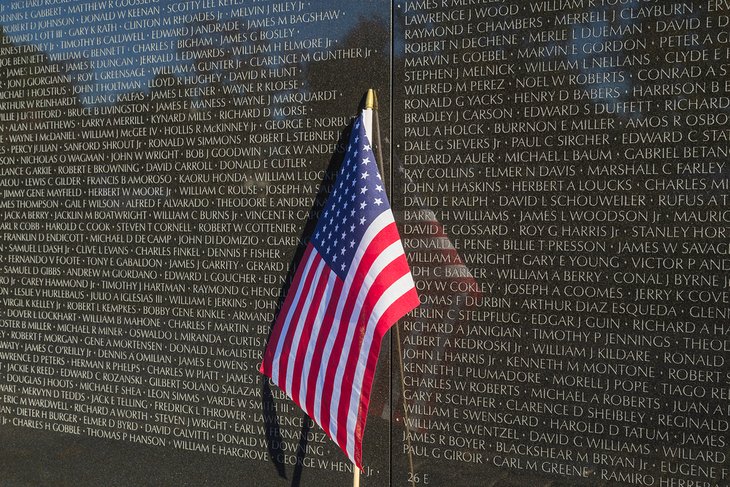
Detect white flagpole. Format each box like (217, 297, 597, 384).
(358, 89, 416, 487)
(363, 90, 375, 143)
(351, 88, 376, 487)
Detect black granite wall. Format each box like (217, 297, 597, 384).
(1, 1, 729, 486)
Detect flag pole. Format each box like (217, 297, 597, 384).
(365, 89, 417, 487)
(350, 88, 378, 487)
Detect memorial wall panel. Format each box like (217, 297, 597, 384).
(393, 0, 730, 486)
(1, 0, 729, 486)
(0, 1, 391, 485)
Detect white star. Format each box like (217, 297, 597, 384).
(355, 121, 360, 129)
(328, 231, 333, 239)
(363, 144, 371, 152)
(360, 217, 366, 225)
(326, 246, 331, 254)
(341, 232, 346, 239)
(374, 198, 383, 206)
(350, 224, 355, 231)
(355, 135, 359, 143)
(350, 210, 355, 217)
(360, 201, 367, 209)
(361, 157, 370, 165)
(333, 255, 338, 262)
(360, 187, 368, 194)
(334, 224, 339, 232)
(350, 240, 356, 248)
(341, 263, 346, 271)
(351, 193, 356, 201)
(361, 172, 369, 179)
(375, 184, 383, 192)
(341, 248, 346, 255)
(376, 173, 381, 180)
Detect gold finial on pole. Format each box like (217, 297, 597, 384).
(365, 89, 377, 110)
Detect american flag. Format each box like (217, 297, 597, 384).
(260, 111, 419, 468)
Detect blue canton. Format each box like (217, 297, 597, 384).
(311, 116, 389, 280)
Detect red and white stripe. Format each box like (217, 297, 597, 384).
(260, 210, 419, 468)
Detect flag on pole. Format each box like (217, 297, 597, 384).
(260, 105, 419, 468)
